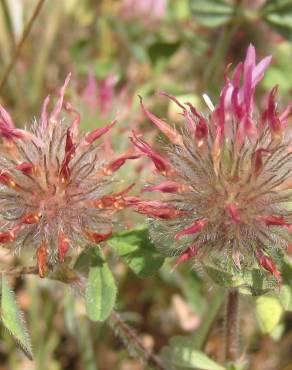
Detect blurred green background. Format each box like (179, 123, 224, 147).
(0, 0, 292, 369)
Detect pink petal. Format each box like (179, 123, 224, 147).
(139, 96, 183, 145)
(172, 245, 198, 271)
(226, 203, 241, 223)
(103, 154, 141, 175)
(142, 180, 185, 193)
(175, 219, 208, 240)
(252, 56, 272, 87)
(49, 73, 71, 124)
(84, 120, 116, 145)
(256, 249, 281, 281)
(130, 131, 172, 174)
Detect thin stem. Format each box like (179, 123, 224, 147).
(110, 310, 166, 370)
(0, 0, 46, 94)
(1, 265, 38, 276)
(203, 0, 243, 91)
(1, 263, 166, 369)
(225, 288, 240, 363)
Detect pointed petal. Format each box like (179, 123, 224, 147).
(142, 180, 186, 193)
(256, 249, 281, 281)
(58, 232, 70, 263)
(85, 230, 112, 243)
(139, 96, 183, 145)
(103, 154, 141, 175)
(252, 56, 272, 87)
(226, 203, 240, 223)
(159, 91, 186, 110)
(37, 243, 47, 278)
(84, 119, 116, 145)
(130, 131, 172, 174)
(49, 73, 71, 123)
(175, 219, 208, 240)
(172, 245, 198, 271)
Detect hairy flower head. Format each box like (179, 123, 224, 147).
(131, 45, 292, 282)
(0, 74, 137, 277)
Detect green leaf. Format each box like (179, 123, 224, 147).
(255, 295, 283, 334)
(161, 336, 226, 370)
(108, 225, 164, 278)
(189, 0, 234, 28)
(148, 41, 181, 66)
(1, 275, 33, 359)
(279, 284, 292, 311)
(204, 263, 278, 295)
(261, 0, 292, 39)
(85, 249, 117, 322)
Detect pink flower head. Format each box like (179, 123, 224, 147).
(132, 45, 292, 282)
(0, 75, 137, 277)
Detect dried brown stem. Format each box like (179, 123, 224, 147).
(0, 0, 46, 93)
(225, 288, 240, 363)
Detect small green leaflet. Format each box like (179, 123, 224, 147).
(85, 249, 117, 322)
(256, 295, 283, 334)
(261, 0, 292, 39)
(1, 275, 33, 359)
(189, 0, 234, 28)
(108, 225, 164, 278)
(161, 336, 226, 370)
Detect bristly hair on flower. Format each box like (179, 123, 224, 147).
(0, 74, 138, 277)
(130, 44, 292, 282)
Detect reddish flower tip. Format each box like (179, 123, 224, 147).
(175, 219, 208, 240)
(139, 95, 183, 145)
(256, 249, 281, 281)
(171, 245, 198, 271)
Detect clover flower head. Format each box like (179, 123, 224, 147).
(131, 45, 292, 281)
(0, 74, 137, 277)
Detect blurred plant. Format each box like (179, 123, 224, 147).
(120, 0, 168, 28)
(131, 45, 292, 366)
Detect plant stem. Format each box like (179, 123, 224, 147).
(110, 310, 166, 370)
(0, 0, 46, 94)
(225, 288, 239, 363)
(2, 265, 38, 276)
(1, 264, 165, 369)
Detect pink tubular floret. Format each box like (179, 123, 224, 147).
(130, 131, 172, 174)
(175, 219, 208, 240)
(255, 249, 281, 281)
(139, 95, 183, 145)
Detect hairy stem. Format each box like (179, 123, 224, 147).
(110, 310, 166, 370)
(0, 0, 46, 93)
(1, 264, 166, 369)
(225, 288, 240, 363)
